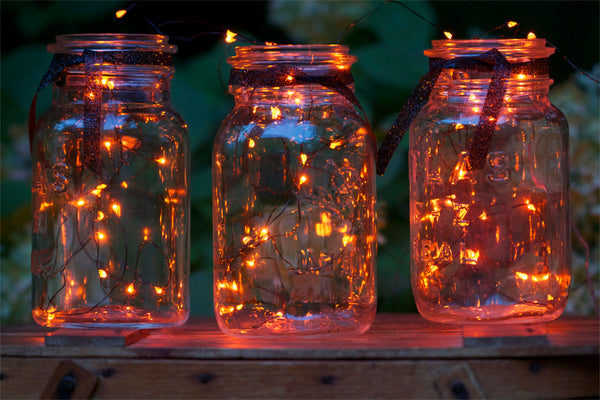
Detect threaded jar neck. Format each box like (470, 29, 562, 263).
(47, 33, 178, 54)
(228, 44, 356, 71)
(424, 39, 554, 63)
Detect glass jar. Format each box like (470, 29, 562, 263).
(213, 45, 377, 337)
(410, 39, 570, 323)
(30, 34, 190, 328)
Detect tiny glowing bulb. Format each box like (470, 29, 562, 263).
(104, 141, 112, 151)
(76, 199, 86, 207)
(248, 138, 255, 148)
(507, 21, 518, 28)
(97, 211, 105, 221)
(527, 32, 536, 39)
(444, 31, 453, 40)
(299, 175, 308, 184)
(285, 75, 294, 82)
(154, 286, 163, 295)
(98, 269, 108, 279)
(260, 228, 268, 237)
(329, 139, 344, 149)
(115, 9, 127, 18)
(111, 203, 121, 217)
(516, 272, 529, 281)
(300, 153, 308, 165)
(121, 181, 128, 189)
(225, 30, 238, 43)
(126, 283, 135, 294)
(455, 123, 464, 130)
(247, 260, 255, 267)
(157, 157, 167, 165)
(271, 106, 281, 119)
(97, 232, 106, 240)
(106, 80, 115, 90)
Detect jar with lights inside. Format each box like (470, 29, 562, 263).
(409, 38, 570, 323)
(213, 44, 377, 337)
(30, 34, 190, 328)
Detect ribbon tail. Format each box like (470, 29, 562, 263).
(467, 48, 512, 170)
(83, 50, 104, 177)
(376, 68, 442, 175)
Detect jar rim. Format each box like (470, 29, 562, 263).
(425, 38, 554, 62)
(228, 44, 357, 68)
(47, 33, 178, 54)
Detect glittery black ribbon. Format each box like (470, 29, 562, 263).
(375, 48, 549, 175)
(229, 65, 371, 131)
(28, 50, 172, 175)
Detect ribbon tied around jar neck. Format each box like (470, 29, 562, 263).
(28, 50, 173, 176)
(376, 48, 550, 175)
(229, 64, 371, 132)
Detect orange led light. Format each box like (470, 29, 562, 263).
(154, 286, 163, 295)
(115, 9, 127, 18)
(126, 283, 135, 294)
(527, 32, 536, 39)
(271, 106, 281, 120)
(444, 31, 453, 40)
(225, 30, 237, 43)
(97, 232, 106, 240)
(507, 21, 518, 28)
(111, 203, 121, 217)
(299, 175, 308, 184)
(300, 153, 308, 165)
(157, 157, 167, 165)
(98, 269, 108, 279)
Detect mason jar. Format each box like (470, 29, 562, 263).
(30, 34, 190, 328)
(410, 39, 570, 323)
(213, 45, 377, 337)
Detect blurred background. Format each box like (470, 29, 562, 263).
(2, 0, 598, 324)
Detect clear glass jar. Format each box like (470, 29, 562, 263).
(410, 39, 570, 323)
(30, 34, 190, 328)
(213, 45, 377, 337)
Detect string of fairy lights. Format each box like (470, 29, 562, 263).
(29, 1, 598, 326)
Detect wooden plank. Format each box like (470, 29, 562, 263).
(1, 314, 598, 360)
(45, 328, 151, 347)
(463, 323, 549, 347)
(1, 356, 598, 399)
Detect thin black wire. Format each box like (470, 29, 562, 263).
(336, 0, 446, 44)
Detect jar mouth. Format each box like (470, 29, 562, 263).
(425, 39, 554, 62)
(47, 33, 178, 54)
(228, 44, 357, 69)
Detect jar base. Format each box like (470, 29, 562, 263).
(216, 307, 376, 338)
(416, 302, 566, 324)
(33, 305, 189, 329)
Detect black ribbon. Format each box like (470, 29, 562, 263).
(375, 48, 549, 175)
(229, 65, 371, 132)
(28, 50, 172, 175)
